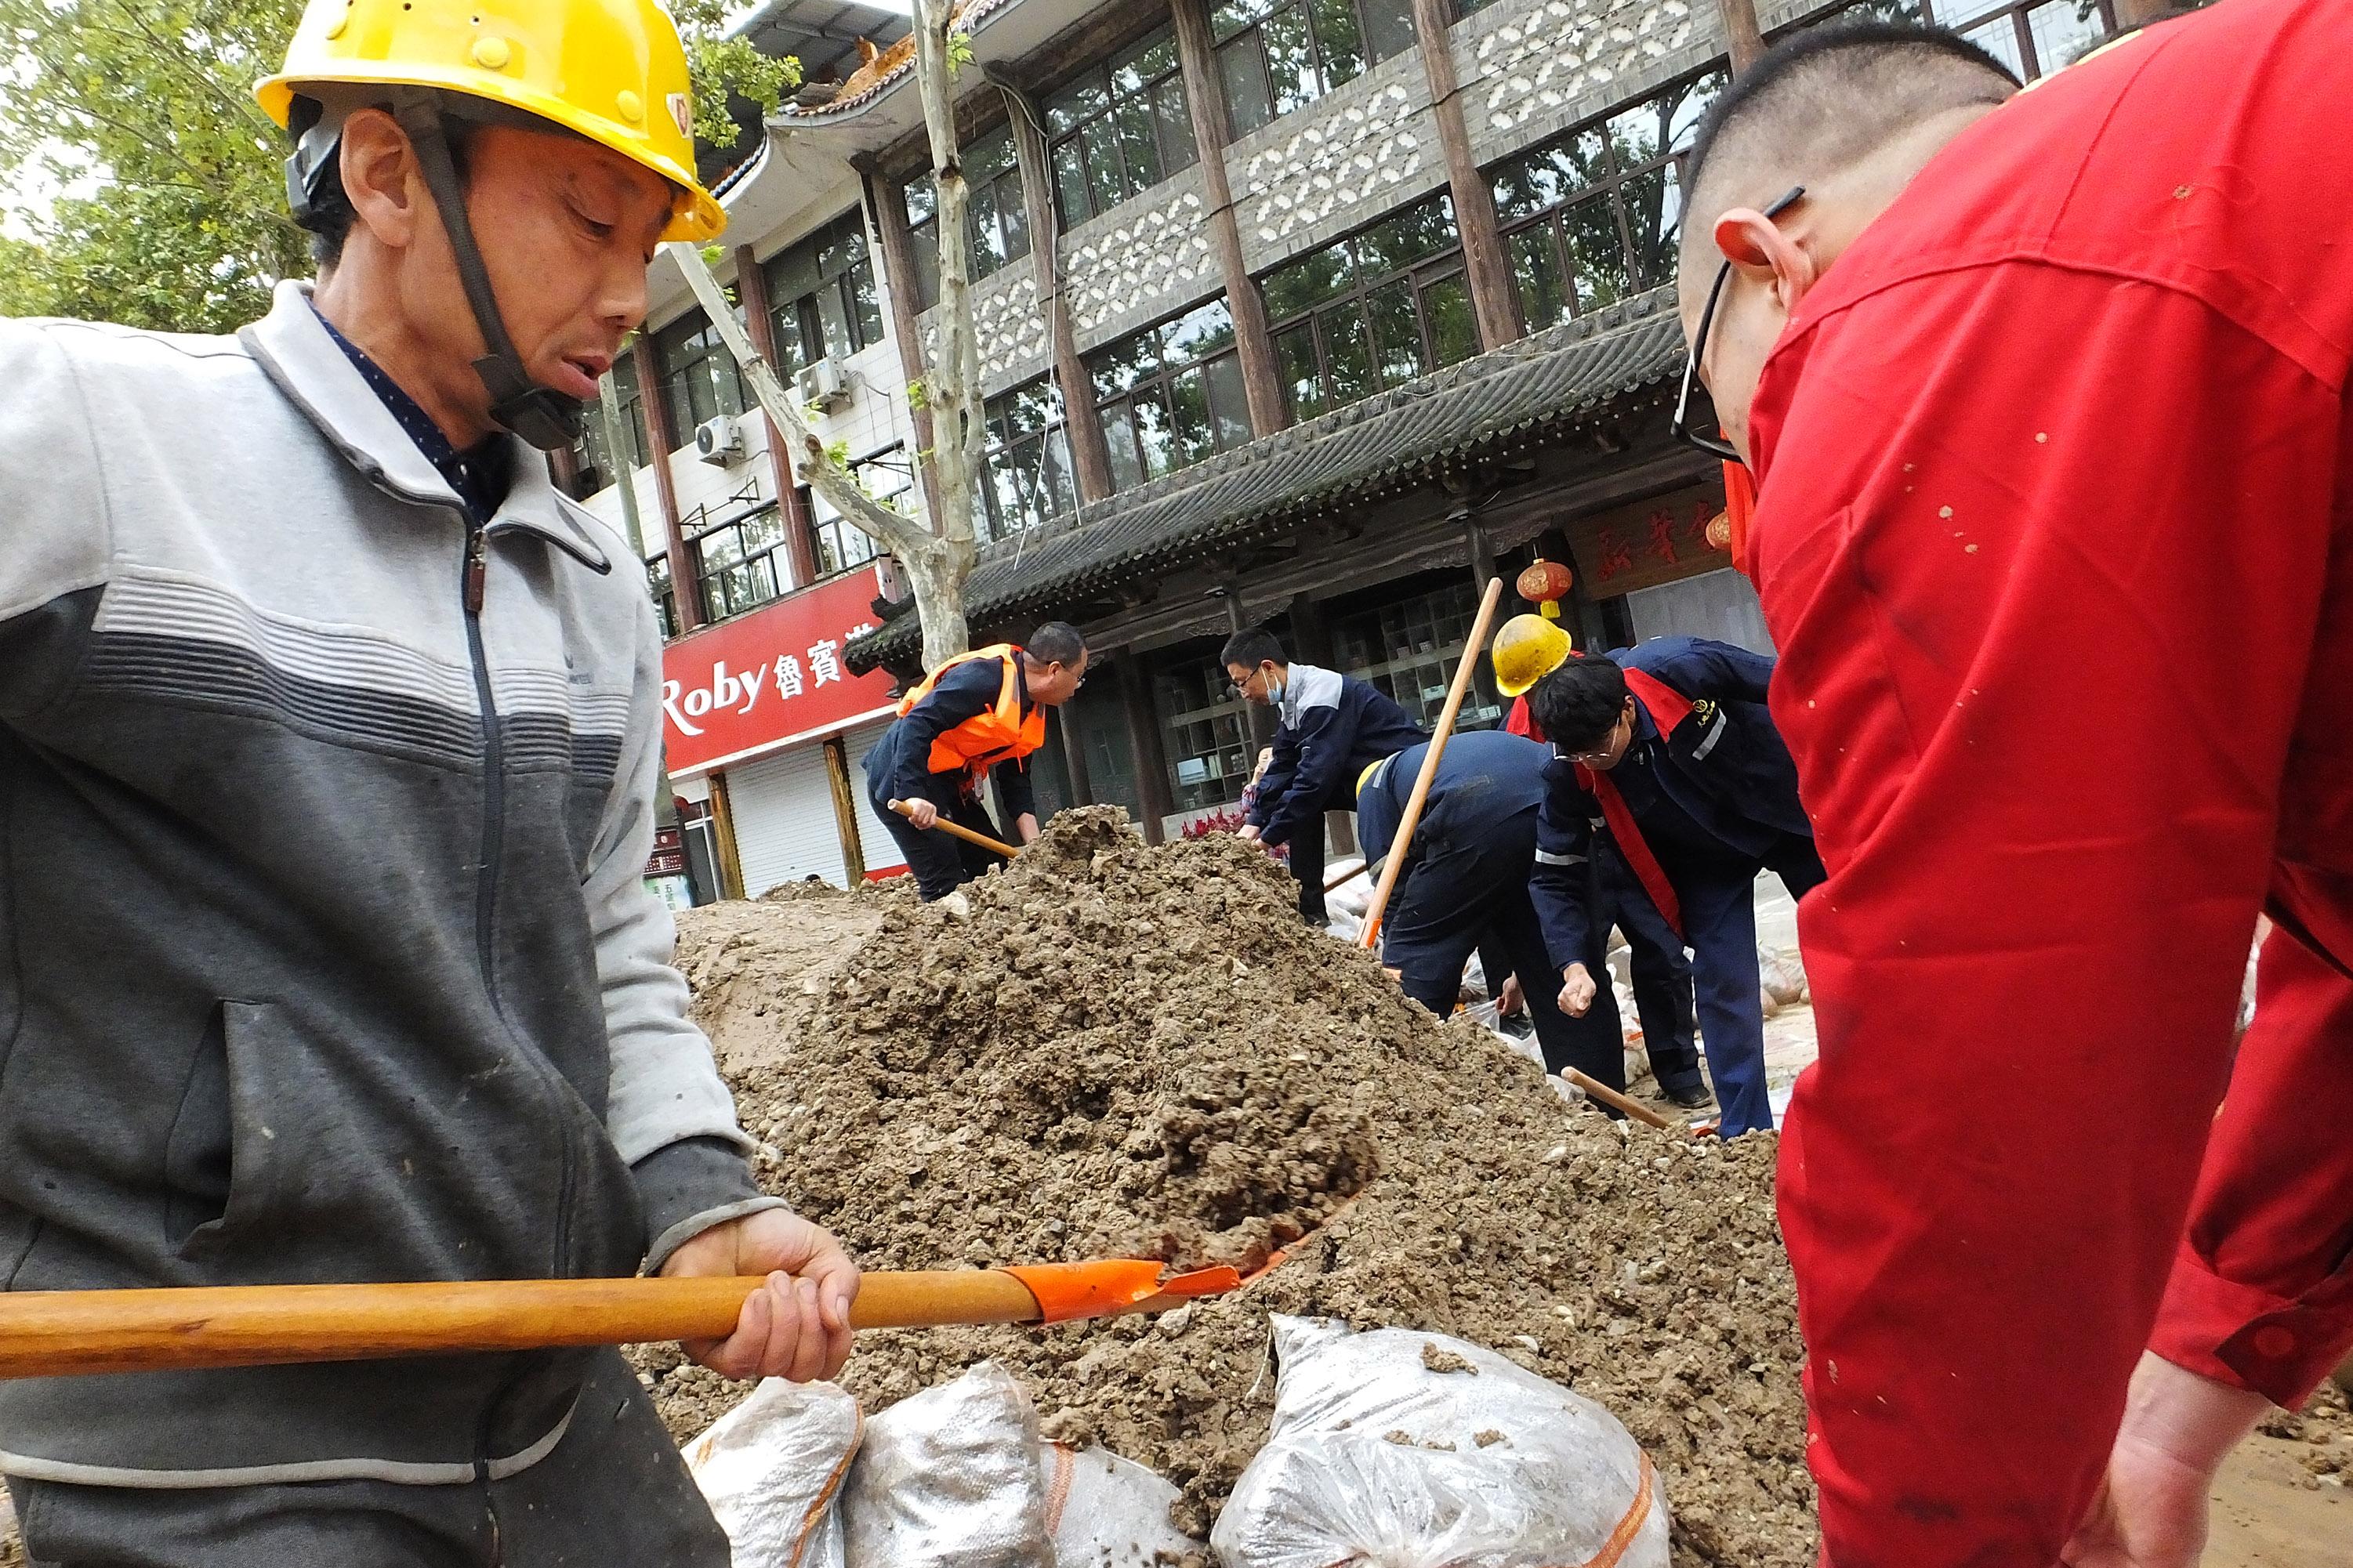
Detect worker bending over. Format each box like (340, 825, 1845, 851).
(1496, 614, 1710, 1110)
(1674, 9, 2353, 1561)
(1526, 639, 1821, 1138)
(1224, 628, 1423, 925)
(0, 0, 854, 1559)
(1355, 730, 1629, 1092)
(864, 624, 1089, 900)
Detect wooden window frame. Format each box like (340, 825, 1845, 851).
(980, 376, 1078, 541)
(797, 445, 914, 582)
(1209, 0, 1419, 138)
(1260, 194, 1474, 423)
(1087, 297, 1253, 492)
(761, 210, 886, 377)
(901, 126, 1030, 309)
(1487, 69, 1726, 337)
(1043, 26, 1199, 228)
(653, 310, 751, 444)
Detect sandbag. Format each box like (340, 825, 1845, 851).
(686, 1378, 862, 1568)
(839, 1361, 1053, 1568)
(1213, 1317, 1670, 1568)
(1039, 1442, 1208, 1566)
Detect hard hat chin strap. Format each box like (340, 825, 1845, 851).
(393, 100, 584, 452)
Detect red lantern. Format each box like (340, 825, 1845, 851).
(1705, 512, 1733, 552)
(1516, 557, 1574, 605)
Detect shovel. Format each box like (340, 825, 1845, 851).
(0, 1260, 1241, 1381)
(888, 798, 1019, 859)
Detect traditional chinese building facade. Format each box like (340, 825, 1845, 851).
(567, 0, 2121, 888)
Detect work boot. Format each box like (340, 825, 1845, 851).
(1663, 1080, 1715, 1111)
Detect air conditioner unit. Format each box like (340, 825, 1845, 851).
(795, 356, 851, 413)
(694, 414, 745, 466)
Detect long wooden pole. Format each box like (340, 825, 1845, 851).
(1358, 577, 1506, 949)
(888, 798, 1019, 858)
(0, 1263, 1231, 1382)
(1559, 1066, 1677, 1131)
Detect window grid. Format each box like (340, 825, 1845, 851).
(981, 376, 1078, 542)
(1260, 194, 1475, 423)
(645, 552, 680, 639)
(1211, 0, 1419, 137)
(1488, 69, 1724, 338)
(684, 483, 794, 625)
(653, 310, 751, 444)
(903, 128, 1029, 309)
(575, 351, 651, 494)
(1088, 297, 1253, 493)
(799, 445, 915, 581)
(762, 210, 886, 378)
(1046, 28, 1198, 229)
(1812, 0, 2117, 78)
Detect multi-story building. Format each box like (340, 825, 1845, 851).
(571, 0, 2122, 899)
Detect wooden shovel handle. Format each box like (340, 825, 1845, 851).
(888, 798, 1019, 858)
(0, 1269, 1050, 1382)
(1559, 1066, 1677, 1131)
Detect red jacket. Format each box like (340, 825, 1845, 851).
(1743, 3, 2353, 1563)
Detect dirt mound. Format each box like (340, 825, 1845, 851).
(647, 807, 1815, 1566)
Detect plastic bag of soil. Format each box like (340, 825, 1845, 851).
(686, 1378, 862, 1568)
(1212, 1317, 1670, 1568)
(840, 1361, 1050, 1568)
(1039, 1441, 1209, 1566)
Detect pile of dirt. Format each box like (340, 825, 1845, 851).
(2260, 1376, 2353, 1487)
(644, 807, 1815, 1566)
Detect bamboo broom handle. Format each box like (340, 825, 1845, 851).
(889, 798, 1020, 858)
(0, 1269, 1052, 1382)
(1358, 577, 1507, 949)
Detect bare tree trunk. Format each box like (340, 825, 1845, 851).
(1716, 0, 1765, 74)
(664, 0, 988, 672)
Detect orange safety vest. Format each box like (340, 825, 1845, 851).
(896, 644, 1047, 781)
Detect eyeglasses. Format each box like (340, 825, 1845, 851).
(1673, 185, 1806, 464)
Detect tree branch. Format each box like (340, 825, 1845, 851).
(665, 243, 940, 564)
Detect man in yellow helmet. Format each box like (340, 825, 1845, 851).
(1494, 615, 1713, 1112)
(0, 2, 854, 1559)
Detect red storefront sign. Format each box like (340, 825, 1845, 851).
(660, 564, 900, 776)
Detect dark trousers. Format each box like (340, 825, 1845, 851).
(1666, 833, 1826, 1137)
(1595, 853, 1703, 1096)
(1381, 813, 1630, 1095)
(5, 1352, 727, 1568)
(872, 773, 1009, 900)
(1284, 809, 1331, 925)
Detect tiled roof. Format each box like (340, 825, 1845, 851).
(846, 290, 1686, 672)
(779, 0, 1010, 122)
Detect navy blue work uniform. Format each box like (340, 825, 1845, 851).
(1356, 731, 1632, 1092)
(1247, 663, 1424, 923)
(861, 655, 1039, 900)
(1593, 838, 1706, 1101)
(1529, 638, 1823, 1136)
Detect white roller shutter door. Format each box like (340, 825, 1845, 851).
(724, 744, 848, 894)
(845, 717, 908, 878)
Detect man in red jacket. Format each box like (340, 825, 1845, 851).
(1675, 7, 2353, 1565)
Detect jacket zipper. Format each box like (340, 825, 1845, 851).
(459, 520, 577, 1284)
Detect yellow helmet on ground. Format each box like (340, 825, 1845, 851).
(1492, 613, 1572, 697)
(256, 0, 723, 243)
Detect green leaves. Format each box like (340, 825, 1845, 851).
(0, 0, 800, 331)
(0, 0, 313, 331)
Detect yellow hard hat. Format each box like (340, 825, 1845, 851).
(1492, 613, 1572, 697)
(1356, 758, 1386, 801)
(256, 0, 723, 243)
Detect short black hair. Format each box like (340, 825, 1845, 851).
(1681, 22, 2016, 278)
(1027, 621, 1087, 666)
(1527, 655, 1631, 753)
(295, 99, 477, 273)
(1219, 628, 1286, 670)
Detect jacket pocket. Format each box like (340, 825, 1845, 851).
(172, 1000, 329, 1265)
(161, 1005, 234, 1248)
